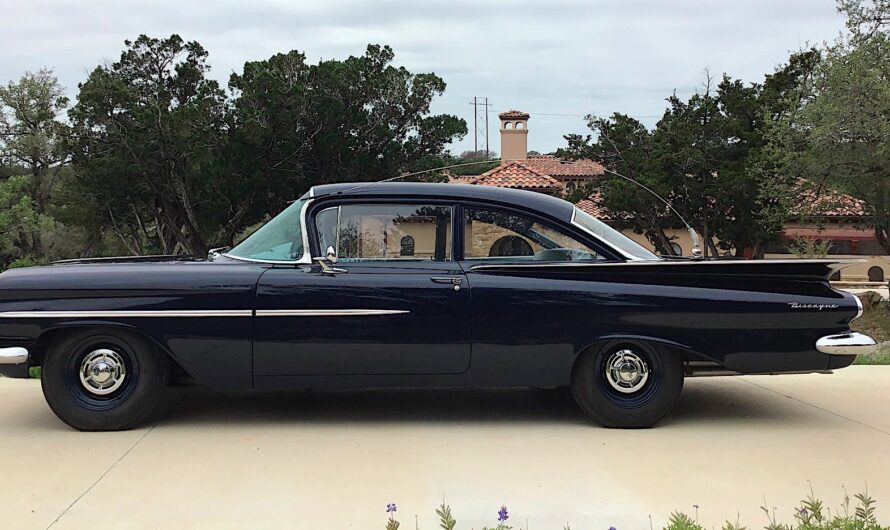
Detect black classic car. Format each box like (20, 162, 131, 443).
(0, 183, 877, 430)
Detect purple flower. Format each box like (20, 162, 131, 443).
(693, 505, 699, 510)
(386, 503, 397, 513)
(798, 508, 808, 515)
(498, 506, 509, 522)
(608, 527, 617, 530)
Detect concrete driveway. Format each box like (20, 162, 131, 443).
(2, 367, 888, 530)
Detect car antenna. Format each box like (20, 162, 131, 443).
(310, 157, 704, 258)
(313, 158, 508, 198)
(599, 167, 704, 259)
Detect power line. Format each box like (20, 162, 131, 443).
(486, 109, 663, 119)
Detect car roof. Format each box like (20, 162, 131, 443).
(302, 182, 577, 222)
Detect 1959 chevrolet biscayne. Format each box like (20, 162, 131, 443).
(0, 183, 877, 430)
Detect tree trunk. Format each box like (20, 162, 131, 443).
(875, 225, 890, 254)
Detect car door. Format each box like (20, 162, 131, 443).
(253, 201, 471, 377)
(458, 204, 614, 385)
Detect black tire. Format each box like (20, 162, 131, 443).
(41, 329, 170, 431)
(570, 340, 684, 428)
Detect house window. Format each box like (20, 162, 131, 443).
(315, 204, 452, 262)
(489, 235, 533, 257)
(400, 235, 415, 256)
(463, 207, 601, 262)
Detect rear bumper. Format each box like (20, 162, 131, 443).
(815, 332, 877, 356)
(0, 347, 30, 378)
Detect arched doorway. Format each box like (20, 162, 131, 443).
(489, 235, 533, 257)
(400, 235, 415, 257)
(868, 266, 885, 282)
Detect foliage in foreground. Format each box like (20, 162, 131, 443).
(380, 489, 886, 530)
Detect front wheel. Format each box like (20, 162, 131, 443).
(41, 329, 170, 431)
(571, 341, 684, 428)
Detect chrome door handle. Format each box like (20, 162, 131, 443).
(430, 276, 463, 285)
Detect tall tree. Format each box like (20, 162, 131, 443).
(558, 114, 676, 254)
(69, 35, 236, 256)
(0, 69, 70, 254)
(227, 44, 466, 218)
(781, 0, 890, 252)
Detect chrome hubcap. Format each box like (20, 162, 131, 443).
(605, 349, 649, 394)
(79, 349, 127, 396)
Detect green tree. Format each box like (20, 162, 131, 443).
(227, 45, 466, 219)
(782, 0, 890, 252)
(0, 69, 70, 255)
(69, 35, 231, 256)
(557, 113, 677, 254)
(0, 175, 39, 269)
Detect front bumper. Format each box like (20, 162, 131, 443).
(816, 332, 877, 356)
(0, 347, 30, 378)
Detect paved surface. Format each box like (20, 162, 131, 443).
(1, 367, 888, 530)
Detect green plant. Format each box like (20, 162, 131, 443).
(665, 511, 705, 530)
(436, 501, 457, 530)
(788, 236, 832, 259)
(385, 503, 399, 530)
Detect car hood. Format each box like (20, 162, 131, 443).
(0, 259, 270, 295)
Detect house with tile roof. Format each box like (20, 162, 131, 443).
(453, 109, 888, 282)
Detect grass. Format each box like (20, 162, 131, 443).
(382, 487, 890, 529)
(850, 298, 890, 365)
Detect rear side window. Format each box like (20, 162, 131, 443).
(316, 204, 452, 262)
(464, 207, 602, 262)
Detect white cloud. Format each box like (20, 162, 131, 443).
(0, 0, 845, 153)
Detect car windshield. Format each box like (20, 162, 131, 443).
(572, 207, 659, 261)
(227, 200, 305, 261)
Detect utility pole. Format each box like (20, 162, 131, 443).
(470, 97, 492, 160)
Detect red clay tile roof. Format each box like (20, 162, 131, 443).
(470, 161, 562, 191)
(448, 174, 477, 184)
(522, 155, 605, 180)
(498, 109, 530, 120)
(790, 179, 868, 217)
(575, 190, 611, 219)
(573, 178, 870, 223)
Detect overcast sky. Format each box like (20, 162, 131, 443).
(2, 0, 846, 154)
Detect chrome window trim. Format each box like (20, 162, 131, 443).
(255, 309, 409, 317)
(0, 310, 253, 318)
(222, 199, 314, 265)
(320, 203, 454, 263)
(570, 207, 646, 262)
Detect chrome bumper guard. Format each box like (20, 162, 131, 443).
(0, 347, 29, 365)
(815, 332, 877, 356)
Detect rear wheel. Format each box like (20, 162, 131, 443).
(571, 341, 683, 428)
(41, 329, 169, 431)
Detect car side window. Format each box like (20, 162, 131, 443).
(315, 204, 452, 262)
(463, 207, 602, 262)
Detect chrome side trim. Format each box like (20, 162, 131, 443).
(854, 294, 864, 319)
(255, 309, 409, 317)
(815, 332, 877, 356)
(0, 347, 29, 365)
(468, 258, 865, 271)
(0, 310, 252, 319)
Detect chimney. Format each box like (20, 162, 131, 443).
(499, 110, 529, 162)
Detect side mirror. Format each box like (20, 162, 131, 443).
(326, 245, 337, 263)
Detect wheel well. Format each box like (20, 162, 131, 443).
(31, 325, 189, 379)
(572, 338, 694, 377)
